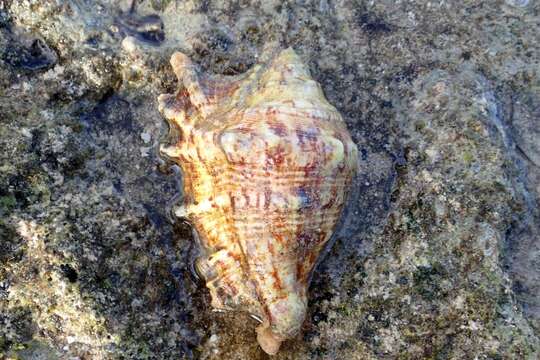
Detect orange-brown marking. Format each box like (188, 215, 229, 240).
(269, 121, 288, 137)
(271, 231, 286, 245)
(229, 192, 236, 212)
(195, 146, 203, 162)
(224, 282, 239, 297)
(242, 188, 250, 207)
(264, 189, 271, 210)
(267, 241, 276, 256)
(228, 251, 242, 263)
(271, 267, 283, 291)
(296, 262, 304, 282)
(266, 144, 287, 167)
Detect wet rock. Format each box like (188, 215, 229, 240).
(3, 36, 57, 72)
(113, 7, 165, 46)
(0, 0, 539, 359)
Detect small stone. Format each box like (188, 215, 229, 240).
(122, 36, 140, 57)
(141, 131, 151, 144)
(209, 334, 219, 343)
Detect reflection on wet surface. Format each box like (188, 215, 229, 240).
(112, 1, 164, 46)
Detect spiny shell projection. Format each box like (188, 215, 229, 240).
(158, 48, 358, 355)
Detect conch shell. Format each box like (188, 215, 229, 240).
(158, 48, 358, 354)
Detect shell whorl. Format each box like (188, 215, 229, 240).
(158, 48, 358, 355)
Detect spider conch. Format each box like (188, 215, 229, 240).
(158, 48, 358, 355)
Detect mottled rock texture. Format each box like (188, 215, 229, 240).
(0, 0, 538, 359)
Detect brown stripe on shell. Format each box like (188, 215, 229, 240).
(271, 267, 283, 292)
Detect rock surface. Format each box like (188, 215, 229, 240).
(0, 0, 538, 359)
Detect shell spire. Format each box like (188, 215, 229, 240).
(158, 47, 358, 355)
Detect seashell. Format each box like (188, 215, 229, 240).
(158, 48, 358, 355)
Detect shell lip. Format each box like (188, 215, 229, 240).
(256, 324, 285, 356)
